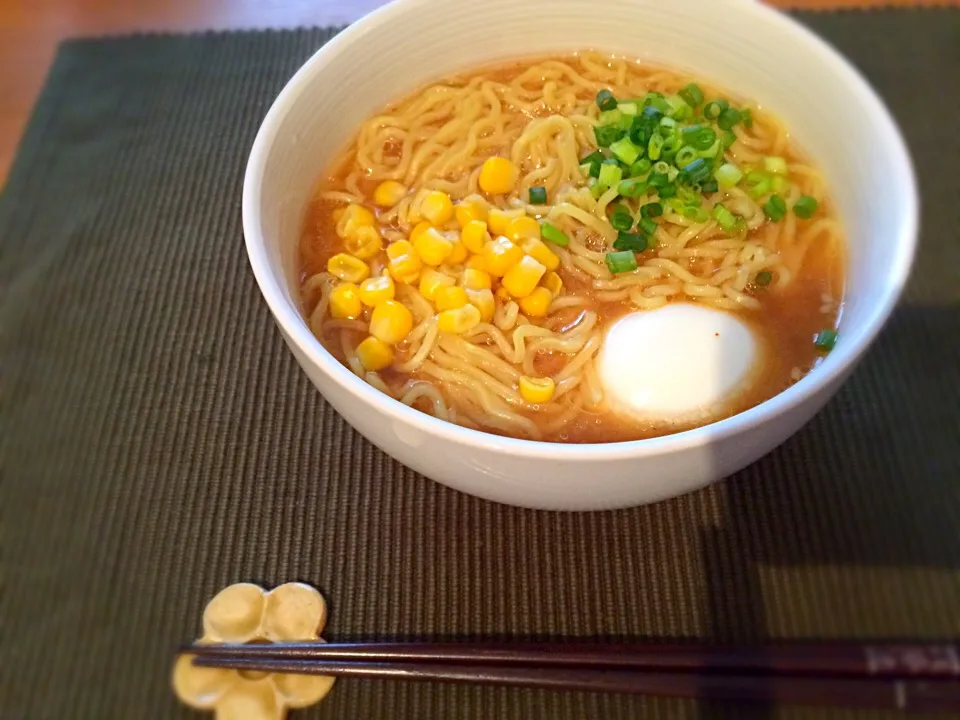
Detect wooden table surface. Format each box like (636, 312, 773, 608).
(0, 0, 950, 185)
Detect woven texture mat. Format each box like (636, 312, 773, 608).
(2, 10, 959, 720)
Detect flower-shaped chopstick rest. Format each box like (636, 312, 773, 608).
(173, 582, 335, 719)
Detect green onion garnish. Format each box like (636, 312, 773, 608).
(700, 179, 719, 194)
(665, 95, 692, 120)
(679, 157, 711, 185)
(763, 156, 788, 175)
(678, 83, 704, 108)
(681, 125, 717, 151)
(596, 89, 618, 112)
(715, 163, 742, 189)
(712, 203, 738, 232)
(588, 179, 605, 199)
(658, 183, 677, 198)
(703, 99, 728, 120)
(648, 132, 664, 161)
(580, 150, 603, 178)
(698, 138, 722, 158)
(639, 217, 658, 236)
(755, 270, 772, 287)
(794, 195, 819, 219)
(609, 137, 642, 166)
(618, 101, 640, 116)
(674, 146, 699, 168)
(741, 108, 754, 128)
(629, 158, 652, 177)
(613, 232, 647, 253)
(579, 163, 594, 179)
(598, 162, 623, 189)
(594, 125, 625, 148)
(721, 130, 737, 149)
(618, 179, 647, 199)
(641, 202, 663, 218)
(598, 109, 624, 127)
(540, 222, 569, 247)
(648, 171, 669, 189)
(744, 170, 772, 199)
(606, 250, 639, 274)
(814, 328, 838, 351)
(763, 193, 787, 221)
(643, 92, 671, 114)
(717, 107, 742, 131)
(528, 186, 547, 205)
(609, 204, 634, 231)
(641, 104, 663, 122)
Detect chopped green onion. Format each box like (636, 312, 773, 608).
(679, 157, 711, 185)
(540, 222, 569, 247)
(741, 108, 754, 128)
(763, 193, 787, 221)
(618, 101, 640, 116)
(639, 217, 658, 236)
(682, 125, 717, 151)
(712, 203, 738, 232)
(814, 328, 838, 351)
(700, 179, 718, 194)
(744, 170, 772, 199)
(598, 109, 623, 127)
(771, 175, 789, 193)
(640, 104, 663, 122)
(643, 92, 671, 114)
(715, 163, 743, 189)
(682, 205, 709, 222)
(764, 156, 788, 175)
(641, 202, 663, 218)
(666, 165, 680, 182)
(755, 270, 772, 287)
(618, 178, 647, 199)
(613, 232, 646, 253)
(703, 99, 728, 119)
(665, 95, 692, 120)
(648, 132, 664, 161)
(721, 130, 737, 149)
(717, 107, 742, 131)
(580, 150, 603, 178)
(596, 89, 618, 112)
(794, 195, 819, 219)
(629, 158, 652, 177)
(594, 125, 624, 148)
(674, 145, 699, 168)
(528, 186, 547, 205)
(606, 250, 639, 274)
(652, 160, 671, 175)
(659, 116, 678, 132)
(678, 83, 704, 108)
(609, 137, 642, 165)
(579, 163, 594, 178)
(609, 204, 634, 231)
(658, 183, 677, 198)
(648, 170, 669, 188)
(598, 162, 623, 188)
(698, 138, 722, 158)
(588, 178, 605, 199)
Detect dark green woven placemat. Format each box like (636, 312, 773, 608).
(2, 10, 959, 720)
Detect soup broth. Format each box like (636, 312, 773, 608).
(299, 53, 844, 443)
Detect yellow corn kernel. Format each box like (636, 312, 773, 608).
(420, 190, 454, 225)
(329, 282, 363, 319)
(519, 376, 556, 404)
(369, 300, 414, 345)
(456, 200, 488, 228)
(386, 241, 422, 284)
(447, 239, 468, 265)
(355, 336, 394, 371)
(520, 237, 560, 271)
(495, 286, 511, 302)
(373, 180, 407, 208)
(413, 226, 454, 266)
(435, 285, 469, 311)
(437, 304, 482, 335)
(479, 156, 518, 195)
(462, 267, 492, 291)
(505, 216, 541, 243)
(519, 287, 553, 318)
(501, 255, 547, 298)
(466, 254, 489, 272)
(419, 268, 456, 301)
(327, 253, 371, 283)
(410, 221, 432, 242)
(466, 288, 495, 322)
(487, 207, 524, 236)
(345, 224, 383, 260)
(483, 236, 524, 277)
(543, 271, 563, 298)
(359, 275, 395, 306)
(336, 204, 376, 238)
(460, 220, 490, 254)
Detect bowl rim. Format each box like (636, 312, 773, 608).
(242, 0, 918, 459)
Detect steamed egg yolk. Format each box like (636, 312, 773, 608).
(596, 304, 759, 421)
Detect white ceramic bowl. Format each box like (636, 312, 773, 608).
(243, 0, 917, 510)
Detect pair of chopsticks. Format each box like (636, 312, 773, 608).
(186, 640, 960, 713)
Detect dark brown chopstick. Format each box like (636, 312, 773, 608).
(186, 640, 960, 679)
(190, 655, 960, 713)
